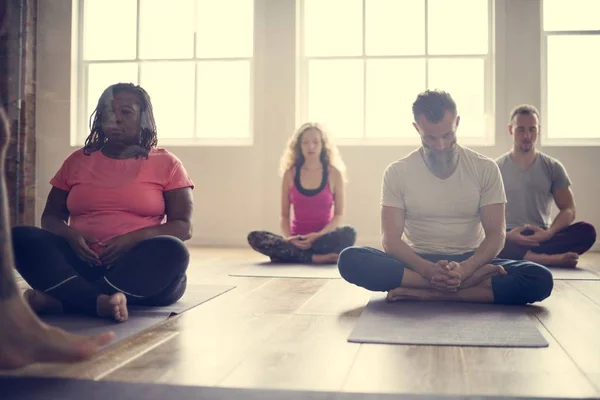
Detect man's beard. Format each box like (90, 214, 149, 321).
(423, 140, 458, 172)
(519, 141, 533, 152)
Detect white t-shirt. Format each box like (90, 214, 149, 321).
(381, 145, 507, 255)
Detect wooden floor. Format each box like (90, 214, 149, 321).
(4, 248, 600, 398)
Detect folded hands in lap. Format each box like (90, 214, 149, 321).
(507, 225, 551, 247)
(285, 232, 321, 250)
(426, 260, 507, 292)
(66, 230, 139, 268)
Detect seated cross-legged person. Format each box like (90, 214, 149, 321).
(11, 82, 195, 323)
(496, 104, 596, 268)
(338, 90, 553, 305)
(248, 123, 356, 264)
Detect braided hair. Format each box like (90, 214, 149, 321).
(83, 83, 158, 156)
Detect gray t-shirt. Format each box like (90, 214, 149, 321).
(496, 152, 571, 230)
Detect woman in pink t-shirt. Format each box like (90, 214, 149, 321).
(247, 123, 356, 264)
(11, 83, 194, 323)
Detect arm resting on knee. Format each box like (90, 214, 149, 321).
(547, 187, 576, 237)
(381, 206, 434, 278)
(461, 203, 506, 274)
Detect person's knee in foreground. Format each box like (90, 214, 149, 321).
(496, 104, 596, 268)
(247, 123, 356, 264)
(0, 107, 114, 370)
(338, 90, 553, 305)
(11, 83, 195, 323)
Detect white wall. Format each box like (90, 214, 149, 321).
(36, 0, 600, 250)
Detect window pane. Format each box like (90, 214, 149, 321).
(308, 60, 364, 139)
(196, 0, 254, 58)
(427, 59, 485, 138)
(543, 0, 600, 31)
(86, 63, 138, 125)
(303, 0, 363, 57)
(140, 62, 196, 139)
(196, 61, 251, 139)
(139, 0, 195, 59)
(83, 0, 137, 60)
(427, 0, 488, 55)
(365, 0, 425, 56)
(547, 36, 600, 139)
(366, 59, 426, 138)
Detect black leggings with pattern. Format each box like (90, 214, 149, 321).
(247, 226, 357, 263)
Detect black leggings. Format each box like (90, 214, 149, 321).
(247, 226, 357, 263)
(11, 226, 189, 316)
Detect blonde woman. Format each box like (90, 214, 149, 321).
(248, 123, 356, 264)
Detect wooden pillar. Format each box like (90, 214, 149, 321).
(0, 0, 37, 227)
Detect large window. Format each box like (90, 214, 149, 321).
(297, 0, 495, 145)
(542, 0, 600, 145)
(74, 0, 254, 145)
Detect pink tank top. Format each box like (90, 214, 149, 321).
(289, 164, 334, 236)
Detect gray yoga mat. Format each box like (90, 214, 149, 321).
(348, 294, 548, 348)
(229, 261, 341, 279)
(3, 376, 593, 400)
(549, 267, 600, 280)
(39, 284, 235, 347)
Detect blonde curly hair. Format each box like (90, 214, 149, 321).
(279, 122, 347, 181)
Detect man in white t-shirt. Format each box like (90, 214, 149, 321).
(338, 90, 553, 305)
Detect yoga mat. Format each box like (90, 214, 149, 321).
(550, 267, 600, 281)
(2, 376, 592, 400)
(39, 284, 235, 347)
(229, 261, 341, 279)
(348, 294, 548, 348)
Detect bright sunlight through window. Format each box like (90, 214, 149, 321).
(298, 0, 494, 145)
(542, 0, 600, 144)
(77, 0, 254, 145)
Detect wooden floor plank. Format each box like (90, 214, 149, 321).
(534, 280, 600, 389)
(101, 312, 291, 386)
(218, 314, 360, 391)
(567, 281, 600, 307)
(295, 278, 371, 317)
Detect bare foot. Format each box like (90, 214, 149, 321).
(24, 289, 64, 314)
(96, 293, 128, 322)
(0, 295, 115, 370)
(312, 253, 339, 264)
(461, 264, 507, 289)
(386, 287, 444, 302)
(526, 251, 579, 268)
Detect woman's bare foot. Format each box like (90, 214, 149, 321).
(96, 293, 128, 322)
(0, 295, 115, 370)
(24, 289, 64, 314)
(525, 251, 579, 268)
(312, 253, 339, 264)
(461, 264, 507, 289)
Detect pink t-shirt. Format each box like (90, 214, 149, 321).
(50, 148, 194, 252)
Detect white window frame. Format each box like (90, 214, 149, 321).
(295, 0, 496, 147)
(540, 1, 600, 147)
(70, 0, 256, 147)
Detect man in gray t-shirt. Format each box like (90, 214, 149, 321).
(496, 104, 596, 267)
